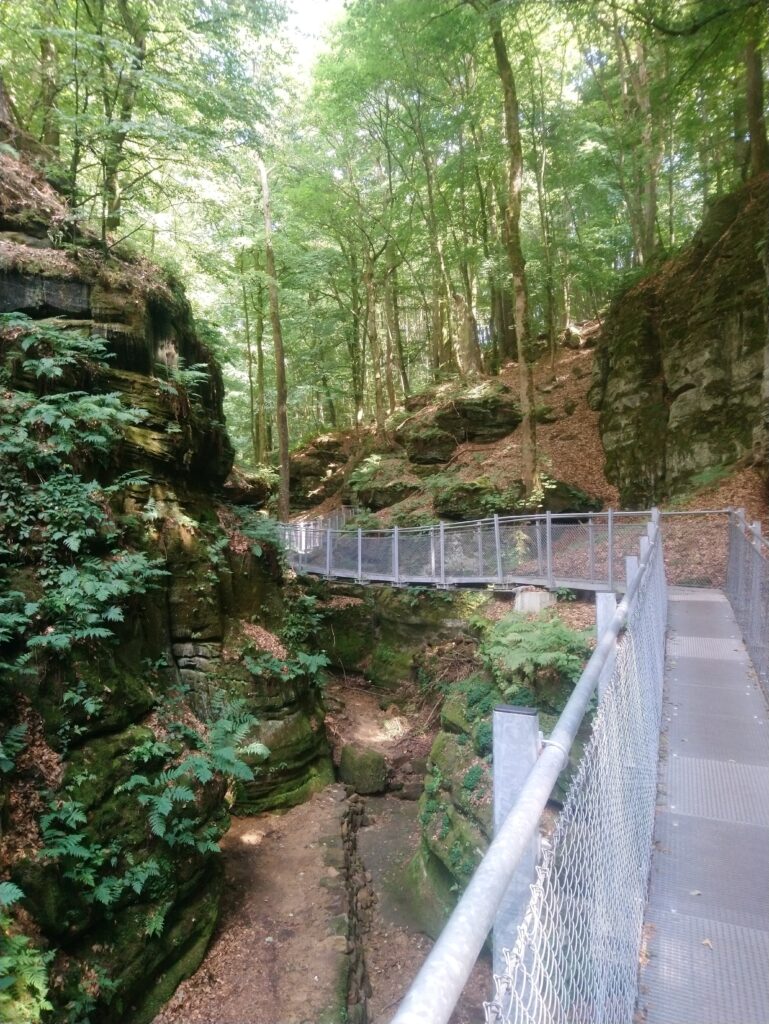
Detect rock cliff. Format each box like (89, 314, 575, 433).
(0, 150, 331, 1023)
(589, 173, 769, 506)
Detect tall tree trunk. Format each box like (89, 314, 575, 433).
(452, 291, 482, 376)
(39, 29, 60, 153)
(254, 275, 267, 462)
(484, 7, 537, 490)
(348, 251, 365, 426)
(746, 33, 769, 177)
(363, 256, 386, 434)
(99, 0, 147, 234)
(241, 269, 258, 465)
(385, 260, 409, 396)
(257, 155, 290, 520)
(383, 309, 397, 413)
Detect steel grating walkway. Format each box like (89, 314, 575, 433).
(638, 587, 769, 1024)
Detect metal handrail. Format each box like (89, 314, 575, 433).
(389, 515, 663, 1024)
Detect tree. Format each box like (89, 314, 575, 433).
(257, 155, 291, 520)
(466, 0, 538, 491)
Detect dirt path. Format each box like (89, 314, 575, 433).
(153, 787, 350, 1024)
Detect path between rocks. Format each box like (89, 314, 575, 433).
(153, 786, 351, 1024)
(154, 676, 491, 1024)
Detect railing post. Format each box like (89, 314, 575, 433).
(535, 519, 544, 577)
(545, 511, 554, 589)
(596, 592, 618, 698)
(494, 514, 503, 584)
(607, 508, 614, 592)
(325, 527, 332, 578)
(430, 526, 436, 579)
(357, 527, 363, 581)
(625, 553, 639, 591)
(439, 521, 446, 585)
(749, 521, 762, 654)
(588, 514, 595, 581)
(477, 523, 483, 577)
(492, 705, 540, 977)
(393, 525, 400, 584)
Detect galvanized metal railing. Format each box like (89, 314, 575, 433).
(277, 508, 655, 592)
(389, 514, 667, 1024)
(726, 508, 769, 698)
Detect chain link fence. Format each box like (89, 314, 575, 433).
(726, 509, 769, 700)
(482, 532, 667, 1024)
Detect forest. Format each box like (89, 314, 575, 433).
(1, 0, 767, 491)
(0, 0, 767, 1022)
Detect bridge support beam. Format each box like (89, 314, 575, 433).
(492, 705, 540, 977)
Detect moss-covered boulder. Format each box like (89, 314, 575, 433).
(537, 478, 602, 514)
(339, 744, 387, 794)
(396, 380, 523, 466)
(347, 453, 422, 509)
(399, 424, 457, 465)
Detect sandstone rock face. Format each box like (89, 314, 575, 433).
(590, 173, 769, 506)
(0, 150, 329, 1023)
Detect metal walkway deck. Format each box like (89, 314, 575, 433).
(638, 587, 769, 1024)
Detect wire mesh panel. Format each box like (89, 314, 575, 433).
(726, 513, 769, 700)
(484, 537, 667, 1024)
(361, 530, 396, 580)
(661, 511, 730, 587)
(397, 527, 437, 582)
(442, 521, 492, 581)
(329, 529, 358, 578)
(498, 520, 544, 580)
(549, 519, 601, 586)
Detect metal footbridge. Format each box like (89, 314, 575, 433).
(278, 507, 768, 1024)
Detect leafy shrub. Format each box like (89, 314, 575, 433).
(480, 614, 591, 714)
(461, 763, 485, 793)
(0, 882, 52, 1023)
(0, 315, 166, 679)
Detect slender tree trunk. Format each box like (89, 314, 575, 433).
(348, 252, 365, 426)
(364, 256, 386, 434)
(99, 0, 146, 233)
(254, 275, 267, 462)
(241, 270, 258, 465)
(385, 261, 409, 396)
(383, 309, 397, 413)
(746, 34, 769, 177)
(257, 155, 290, 520)
(39, 31, 60, 153)
(452, 291, 482, 376)
(485, 7, 537, 491)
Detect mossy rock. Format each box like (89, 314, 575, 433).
(440, 695, 472, 736)
(355, 478, 420, 511)
(234, 757, 334, 814)
(538, 479, 602, 514)
(398, 841, 456, 940)
(83, 863, 223, 1024)
(422, 799, 487, 888)
(432, 381, 522, 442)
(399, 424, 457, 465)
(339, 744, 387, 794)
(367, 639, 415, 689)
(433, 480, 494, 520)
(233, 699, 333, 813)
(317, 596, 372, 673)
